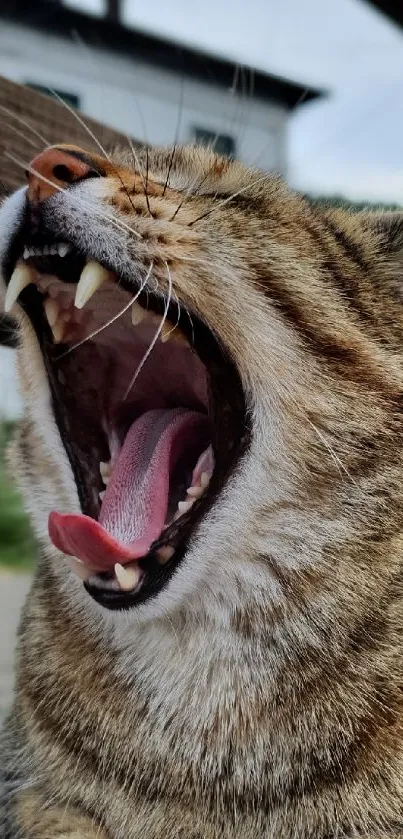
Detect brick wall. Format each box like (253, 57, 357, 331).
(0, 74, 135, 193)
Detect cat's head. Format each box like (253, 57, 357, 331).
(1, 143, 403, 626)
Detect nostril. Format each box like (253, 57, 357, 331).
(52, 163, 76, 183)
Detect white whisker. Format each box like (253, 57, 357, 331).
(3, 121, 40, 149)
(189, 172, 269, 226)
(162, 288, 181, 339)
(304, 416, 358, 486)
(48, 89, 111, 162)
(126, 137, 153, 218)
(49, 89, 147, 237)
(57, 262, 154, 359)
(0, 104, 51, 146)
(122, 262, 172, 401)
(4, 151, 143, 241)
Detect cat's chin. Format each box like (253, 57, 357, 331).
(4, 234, 248, 610)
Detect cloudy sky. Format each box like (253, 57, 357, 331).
(98, 0, 403, 204)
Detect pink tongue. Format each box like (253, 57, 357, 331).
(49, 408, 206, 573)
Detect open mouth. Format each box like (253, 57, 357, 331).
(4, 230, 247, 610)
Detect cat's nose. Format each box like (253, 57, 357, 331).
(27, 147, 98, 203)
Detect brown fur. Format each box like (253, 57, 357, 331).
(2, 144, 403, 837)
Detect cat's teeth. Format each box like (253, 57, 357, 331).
(74, 261, 112, 309)
(58, 243, 70, 257)
(51, 317, 66, 344)
(178, 499, 195, 515)
(114, 562, 142, 592)
(157, 545, 175, 564)
(186, 484, 204, 499)
(200, 472, 211, 490)
(131, 301, 147, 326)
(100, 461, 112, 482)
(160, 321, 173, 343)
(5, 263, 35, 312)
(99, 490, 106, 502)
(44, 297, 60, 328)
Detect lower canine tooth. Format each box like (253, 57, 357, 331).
(5, 262, 35, 312)
(114, 562, 141, 592)
(75, 261, 112, 309)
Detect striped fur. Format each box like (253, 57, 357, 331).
(2, 145, 403, 837)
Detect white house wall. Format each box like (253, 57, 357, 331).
(0, 20, 288, 174)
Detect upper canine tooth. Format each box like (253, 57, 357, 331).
(74, 261, 112, 309)
(5, 262, 35, 312)
(58, 243, 70, 257)
(131, 301, 147, 326)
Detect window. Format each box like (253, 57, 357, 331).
(25, 84, 80, 110)
(194, 128, 236, 159)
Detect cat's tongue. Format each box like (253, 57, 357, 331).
(49, 408, 206, 573)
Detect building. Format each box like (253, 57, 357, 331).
(0, 0, 320, 419)
(0, 0, 319, 179)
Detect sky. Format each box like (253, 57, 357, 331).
(66, 0, 403, 204)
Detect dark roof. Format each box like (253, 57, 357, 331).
(1, 0, 322, 110)
(365, 1, 403, 28)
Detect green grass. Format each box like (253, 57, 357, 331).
(0, 422, 36, 570)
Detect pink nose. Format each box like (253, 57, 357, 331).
(27, 147, 94, 203)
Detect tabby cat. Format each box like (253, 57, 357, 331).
(1, 141, 403, 839)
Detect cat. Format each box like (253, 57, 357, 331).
(1, 141, 403, 838)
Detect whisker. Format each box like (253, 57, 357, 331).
(145, 146, 150, 195)
(188, 172, 269, 226)
(123, 262, 172, 401)
(183, 303, 195, 347)
(2, 121, 40, 150)
(163, 288, 181, 339)
(162, 73, 185, 196)
(57, 261, 154, 360)
(170, 165, 217, 222)
(304, 416, 358, 486)
(48, 89, 146, 234)
(4, 151, 143, 241)
(48, 88, 111, 161)
(0, 104, 51, 146)
(127, 137, 153, 218)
